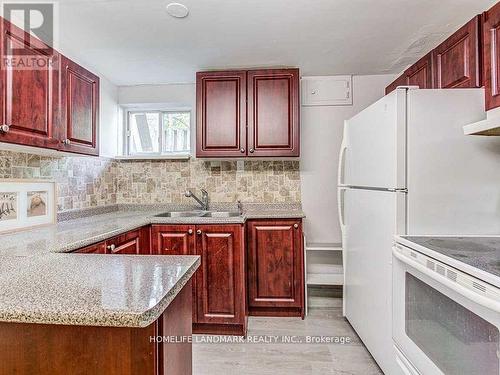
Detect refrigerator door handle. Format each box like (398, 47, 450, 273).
(338, 187, 346, 230)
(338, 123, 348, 186)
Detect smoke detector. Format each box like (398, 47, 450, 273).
(166, 3, 189, 18)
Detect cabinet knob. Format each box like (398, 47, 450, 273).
(240, 148, 245, 153)
(294, 223, 299, 229)
(249, 148, 254, 153)
(0, 124, 9, 133)
(196, 229, 202, 235)
(62, 139, 71, 145)
(188, 229, 193, 235)
(107, 244, 116, 251)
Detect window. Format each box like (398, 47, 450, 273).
(126, 110, 190, 156)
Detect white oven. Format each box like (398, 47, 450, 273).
(392, 244, 500, 375)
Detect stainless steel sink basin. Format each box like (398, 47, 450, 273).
(154, 210, 241, 218)
(202, 211, 241, 218)
(154, 210, 207, 218)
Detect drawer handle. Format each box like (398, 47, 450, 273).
(196, 229, 202, 235)
(62, 139, 71, 145)
(294, 223, 299, 229)
(188, 229, 193, 235)
(107, 244, 116, 251)
(0, 124, 9, 133)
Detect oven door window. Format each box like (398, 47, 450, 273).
(405, 273, 499, 375)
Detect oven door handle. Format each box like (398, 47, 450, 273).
(393, 247, 500, 313)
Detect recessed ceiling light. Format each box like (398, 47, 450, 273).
(166, 3, 189, 18)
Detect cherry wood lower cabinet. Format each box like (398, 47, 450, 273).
(0, 280, 193, 375)
(106, 226, 151, 255)
(151, 224, 247, 335)
(193, 224, 246, 335)
(247, 219, 304, 317)
(75, 226, 151, 255)
(75, 241, 107, 254)
(152, 224, 195, 255)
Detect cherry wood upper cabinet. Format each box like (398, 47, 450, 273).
(59, 55, 99, 155)
(193, 224, 246, 335)
(406, 53, 434, 89)
(247, 68, 300, 157)
(385, 53, 434, 94)
(484, 4, 500, 110)
(385, 74, 407, 95)
(151, 224, 195, 255)
(196, 68, 300, 158)
(196, 70, 247, 157)
(0, 18, 60, 149)
(247, 219, 304, 317)
(433, 15, 482, 89)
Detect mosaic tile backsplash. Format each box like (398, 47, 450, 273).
(0, 151, 301, 212)
(0, 151, 117, 211)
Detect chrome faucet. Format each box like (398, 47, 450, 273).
(185, 189, 209, 211)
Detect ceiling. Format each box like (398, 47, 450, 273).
(55, 0, 497, 86)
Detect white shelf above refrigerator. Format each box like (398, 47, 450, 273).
(463, 107, 500, 136)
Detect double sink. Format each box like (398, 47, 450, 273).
(154, 210, 241, 218)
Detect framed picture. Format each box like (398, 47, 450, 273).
(0, 180, 56, 233)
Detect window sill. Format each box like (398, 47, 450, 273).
(114, 154, 191, 161)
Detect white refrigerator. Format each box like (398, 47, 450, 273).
(338, 87, 500, 375)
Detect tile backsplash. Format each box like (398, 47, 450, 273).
(0, 151, 117, 211)
(116, 159, 301, 204)
(0, 150, 301, 212)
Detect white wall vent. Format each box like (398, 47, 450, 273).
(301, 75, 352, 107)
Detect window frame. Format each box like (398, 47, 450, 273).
(125, 109, 192, 157)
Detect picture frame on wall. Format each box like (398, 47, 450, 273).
(0, 180, 56, 234)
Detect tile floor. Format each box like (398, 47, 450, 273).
(193, 306, 383, 375)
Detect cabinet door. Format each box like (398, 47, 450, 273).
(484, 5, 500, 110)
(247, 220, 304, 315)
(59, 55, 99, 155)
(196, 71, 246, 157)
(75, 241, 106, 254)
(0, 18, 59, 149)
(106, 227, 150, 255)
(247, 68, 300, 157)
(385, 74, 407, 95)
(405, 53, 434, 89)
(194, 225, 245, 325)
(434, 15, 482, 89)
(151, 225, 195, 255)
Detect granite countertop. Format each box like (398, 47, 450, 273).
(0, 203, 305, 257)
(397, 235, 500, 287)
(0, 203, 303, 327)
(0, 253, 200, 327)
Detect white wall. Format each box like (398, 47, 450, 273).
(300, 74, 395, 244)
(99, 77, 119, 158)
(118, 84, 195, 107)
